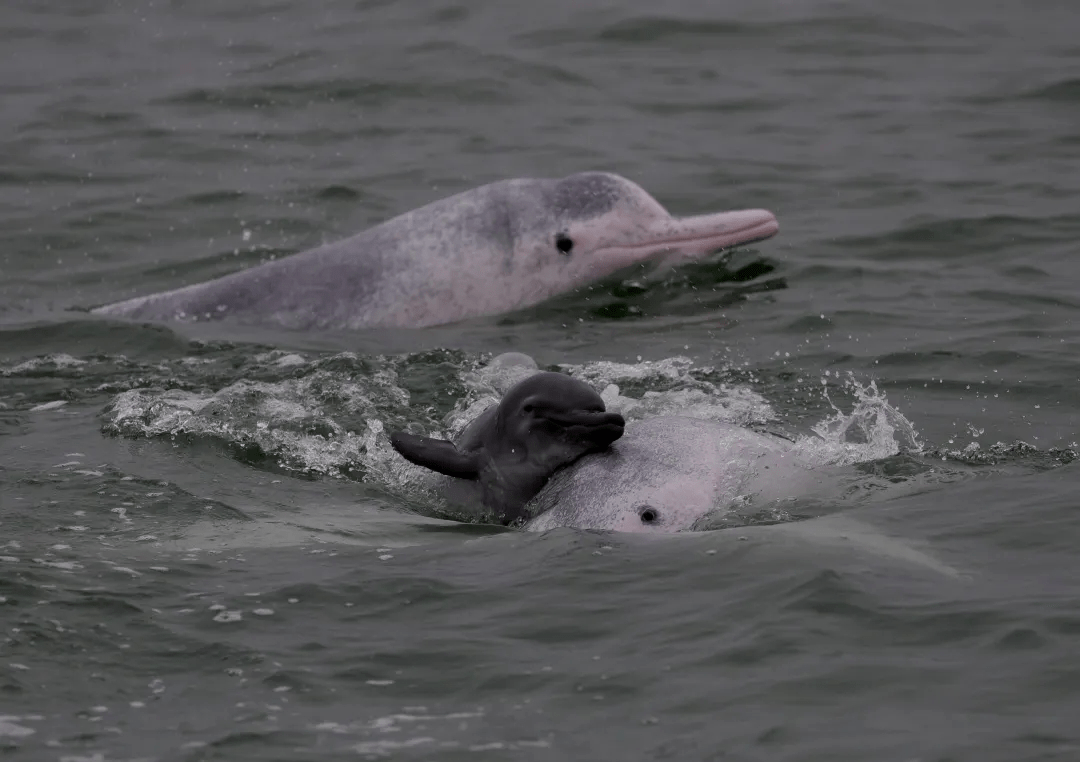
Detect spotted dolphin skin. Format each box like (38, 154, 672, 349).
(390, 371, 625, 524)
(93, 172, 779, 329)
(524, 415, 798, 533)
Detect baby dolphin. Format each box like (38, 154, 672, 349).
(390, 371, 625, 524)
(93, 172, 779, 329)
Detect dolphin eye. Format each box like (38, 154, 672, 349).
(523, 404, 535, 413)
(555, 233, 573, 255)
(639, 506, 659, 524)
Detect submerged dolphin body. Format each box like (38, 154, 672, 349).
(93, 172, 778, 329)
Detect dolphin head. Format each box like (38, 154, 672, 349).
(388, 370, 623, 525)
(523, 416, 794, 533)
(494, 371, 625, 469)
(504, 172, 779, 302)
(526, 446, 720, 534)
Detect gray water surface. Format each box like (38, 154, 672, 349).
(3, 1, 1080, 760)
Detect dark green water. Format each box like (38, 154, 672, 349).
(3, 1, 1080, 760)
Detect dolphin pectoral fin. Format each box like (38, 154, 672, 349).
(389, 432, 481, 480)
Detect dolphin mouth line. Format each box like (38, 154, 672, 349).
(598, 212, 779, 260)
(540, 409, 626, 447)
(704, 222, 781, 251)
(630, 219, 779, 253)
(540, 409, 625, 428)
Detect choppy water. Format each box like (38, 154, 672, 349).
(3, 1, 1080, 760)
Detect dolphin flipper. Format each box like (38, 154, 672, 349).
(389, 432, 481, 480)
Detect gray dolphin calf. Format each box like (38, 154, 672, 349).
(390, 371, 625, 524)
(93, 172, 779, 329)
(524, 416, 800, 533)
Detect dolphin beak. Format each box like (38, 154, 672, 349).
(609, 208, 779, 264)
(542, 410, 626, 449)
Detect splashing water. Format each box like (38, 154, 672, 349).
(562, 356, 777, 430)
(100, 351, 410, 478)
(796, 372, 922, 467)
(96, 350, 927, 512)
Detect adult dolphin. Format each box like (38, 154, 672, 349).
(93, 172, 779, 329)
(521, 415, 960, 577)
(390, 371, 625, 524)
(524, 416, 801, 533)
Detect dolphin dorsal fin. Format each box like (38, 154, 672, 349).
(389, 432, 481, 480)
